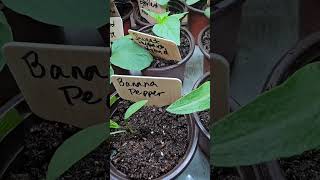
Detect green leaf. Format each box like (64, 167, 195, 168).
(124, 100, 148, 121)
(153, 15, 181, 45)
(0, 11, 13, 71)
(156, 0, 169, 6)
(47, 123, 109, 180)
(110, 94, 119, 107)
(143, 9, 170, 23)
(111, 37, 153, 71)
(2, 0, 108, 28)
(167, 81, 210, 114)
(171, 12, 188, 20)
(211, 62, 320, 167)
(186, 0, 201, 5)
(110, 120, 121, 129)
(0, 108, 23, 142)
(204, 8, 210, 18)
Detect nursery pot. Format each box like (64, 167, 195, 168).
(299, 0, 320, 39)
(115, 1, 134, 35)
(132, 0, 188, 30)
(110, 95, 199, 180)
(259, 31, 320, 180)
(211, 0, 245, 64)
(137, 25, 195, 81)
(0, 66, 20, 107)
(198, 26, 210, 73)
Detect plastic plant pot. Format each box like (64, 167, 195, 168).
(137, 25, 195, 81)
(299, 0, 320, 39)
(115, 1, 134, 35)
(198, 26, 210, 73)
(0, 66, 20, 107)
(259, 31, 320, 180)
(110, 94, 199, 180)
(211, 0, 246, 63)
(131, 0, 188, 30)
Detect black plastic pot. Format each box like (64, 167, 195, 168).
(136, 25, 195, 81)
(0, 66, 20, 107)
(132, 0, 188, 30)
(299, 0, 320, 39)
(110, 94, 199, 180)
(260, 31, 320, 180)
(115, 1, 134, 35)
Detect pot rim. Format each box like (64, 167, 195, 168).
(198, 25, 210, 59)
(115, 1, 134, 21)
(109, 93, 199, 180)
(262, 31, 320, 91)
(187, 0, 246, 16)
(137, 25, 195, 72)
(133, 0, 188, 27)
(190, 72, 240, 140)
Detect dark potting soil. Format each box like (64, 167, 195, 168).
(141, 28, 190, 68)
(279, 149, 320, 180)
(111, 99, 189, 180)
(5, 119, 110, 180)
(115, 1, 133, 19)
(211, 167, 241, 180)
(201, 28, 210, 54)
(198, 110, 210, 131)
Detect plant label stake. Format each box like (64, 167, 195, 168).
(129, 29, 182, 61)
(137, 0, 165, 24)
(110, 17, 124, 42)
(110, 0, 121, 17)
(111, 75, 182, 107)
(3, 42, 109, 128)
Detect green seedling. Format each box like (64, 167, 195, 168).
(143, 9, 188, 45)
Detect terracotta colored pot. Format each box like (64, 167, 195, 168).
(198, 26, 210, 73)
(110, 95, 199, 180)
(137, 26, 195, 81)
(132, 0, 188, 30)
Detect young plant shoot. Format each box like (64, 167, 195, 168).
(143, 9, 188, 45)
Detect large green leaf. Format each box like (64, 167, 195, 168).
(166, 81, 210, 114)
(47, 123, 109, 180)
(124, 100, 148, 121)
(110, 37, 153, 71)
(0, 11, 13, 71)
(0, 108, 23, 142)
(211, 62, 320, 167)
(2, 0, 108, 28)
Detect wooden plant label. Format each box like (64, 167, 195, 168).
(128, 29, 182, 61)
(111, 75, 182, 107)
(138, 0, 165, 24)
(3, 42, 109, 128)
(110, 1, 121, 17)
(110, 17, 124, 42)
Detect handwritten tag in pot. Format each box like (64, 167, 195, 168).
(137, 0, 165, 24)
(110, 1, 121, 17)
(111, 75, 182, 107)
(3, 42, 109, 128)
(110, 17, 124, 42)
(129, 29, 182, 61)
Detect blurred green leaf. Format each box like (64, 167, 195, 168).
(2, 0, 109, 28)
(110, 120, 120, 129)
(0, 108, 23, 142)
(47, 123, 109, 180)
(124, 100, 148, 121)
(212, 62, 320, 167)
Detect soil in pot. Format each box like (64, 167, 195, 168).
(4, 118, 109, 180)
(201, 28, 210, 53)
(111, 99, 189, 179)
(140, 28, 190, 68)
(279, 149, 320, 180)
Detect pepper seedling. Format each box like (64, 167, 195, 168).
(143, 9, 188, 45)
(185, 0, 210, 18)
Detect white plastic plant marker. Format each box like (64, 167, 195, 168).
(137, 0, 166, 24)
(129, 29, 182, 61)
(111, 75, 182, 107)
(3, 42, 109, 128)
(110, 17, 124, 42)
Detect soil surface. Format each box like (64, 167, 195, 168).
(141, 28, 191, 68)
(211, 167, 241, 180)
(5, 118, 109, 180)
(280, 149, 320, 180)
(198, 110, 210, 131)
(111, 99, 189, 180)
(201, 28, 210, 54)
